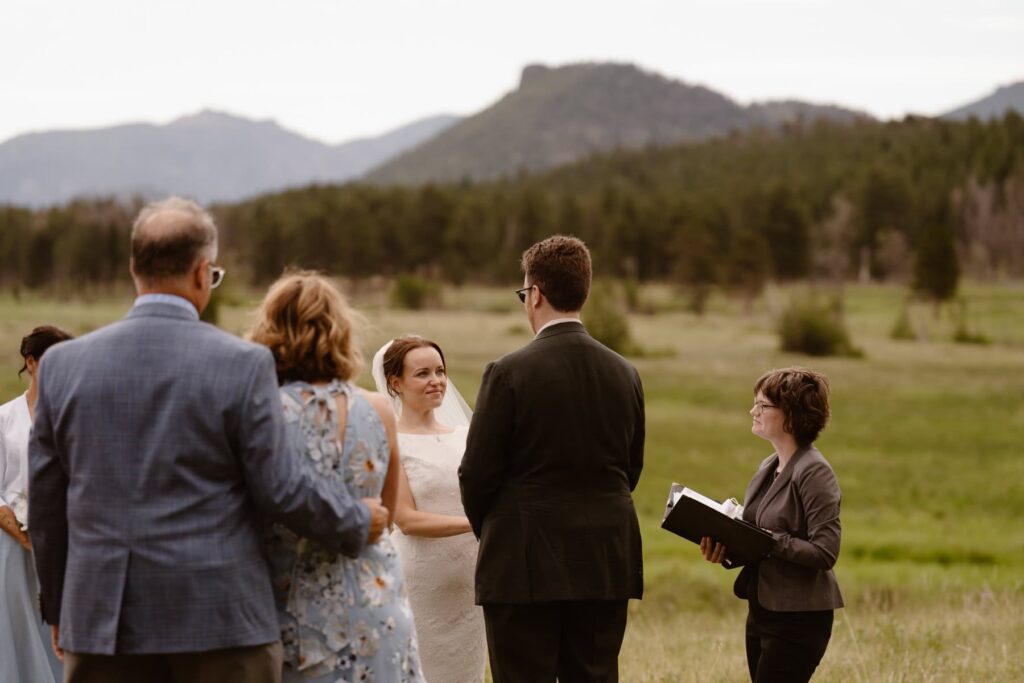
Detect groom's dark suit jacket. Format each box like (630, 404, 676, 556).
(459, 321, 644, 604)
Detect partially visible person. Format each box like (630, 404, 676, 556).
(251, 273, 424, 683)
(460, 235, 645, 683)
(1, 325, 72, 683)
(371, 335, 485, 683)
(29, 198, 383, 683)
(700, 366, 843, 683)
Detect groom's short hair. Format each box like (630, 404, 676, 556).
(521, 235, 592, 313)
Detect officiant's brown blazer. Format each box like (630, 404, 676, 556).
(733, 445, 845, 612)
(459, 321, 645, 604)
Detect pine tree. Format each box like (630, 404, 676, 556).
(913, 199, 959, 305)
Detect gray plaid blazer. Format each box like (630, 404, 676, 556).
(29, 301, 369, 655)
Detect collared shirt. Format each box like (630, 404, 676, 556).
(133, 293, 199, 320)
(535, 317, 583, 337)
(0, 393, 30, 511)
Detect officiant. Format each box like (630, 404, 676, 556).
(700, 367, 843, 683)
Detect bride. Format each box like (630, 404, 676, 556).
(372, 336, 485, 683)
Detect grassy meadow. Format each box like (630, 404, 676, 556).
(2, 281, 1023, 681)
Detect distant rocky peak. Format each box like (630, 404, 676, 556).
(520, 63, 554, 88)
(171, 109, 272, 128)
(518, 61, 662, 90)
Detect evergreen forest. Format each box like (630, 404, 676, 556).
(2, 113, 1022, 304)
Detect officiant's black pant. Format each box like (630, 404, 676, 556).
(483, 600, 628, 683)
(745, 595, 833, 682)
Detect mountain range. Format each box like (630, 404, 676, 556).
(0, 111, 459, 206)
(943, 81, 1024, 121)
(0, 63, 1019, 206)
(367, 63, 871, 185)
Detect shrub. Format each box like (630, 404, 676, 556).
(952, 299, 990, 345)
(200, 291, 221, 326)
(583, 282, 634, 355)
(390, 275, 441, 310)
(621, 277, 658, 315)
(201, 275, 243, 328)
(623, 277, 641, 312)
(778, 295, 862, 357)
(890, 301, 916, 341)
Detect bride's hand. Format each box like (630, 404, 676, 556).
(0, 506, 31, 550)
(51, 625, 64, 662)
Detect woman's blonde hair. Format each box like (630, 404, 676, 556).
(249, 271, 363, 384)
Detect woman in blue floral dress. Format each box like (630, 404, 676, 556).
(251, 272, 425, 683)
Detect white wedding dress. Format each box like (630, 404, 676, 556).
(391, 426, 486, 683)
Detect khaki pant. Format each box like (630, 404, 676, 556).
(64, 641, 283, 683)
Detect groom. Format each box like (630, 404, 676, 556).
(460, 235, 645, 682)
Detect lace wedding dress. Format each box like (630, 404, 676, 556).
(391, 425, 486, 683)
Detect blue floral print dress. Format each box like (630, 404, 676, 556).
(266, 380, 424, 683)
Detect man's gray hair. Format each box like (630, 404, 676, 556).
(131, 197, 218, 280)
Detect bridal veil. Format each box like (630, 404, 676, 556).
(371, 339, 473, 427)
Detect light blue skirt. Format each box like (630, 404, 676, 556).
(0, 532, 61, 683)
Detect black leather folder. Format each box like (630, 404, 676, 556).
(661, 482, 775, 565)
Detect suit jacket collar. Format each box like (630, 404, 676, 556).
(533, 320, 586, 341)
(125, 301, 201, 323)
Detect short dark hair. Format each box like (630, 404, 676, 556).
(131, 197, 217, 280)
(521, 235, 592, 312)
(19, 325, 74, 376)
(755, 367, 831, 448)
(382, 336, 447, 397)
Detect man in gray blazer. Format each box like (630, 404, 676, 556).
(29, 197, 388, 682)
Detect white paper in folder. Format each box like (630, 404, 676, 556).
(669, 485, 744, 520)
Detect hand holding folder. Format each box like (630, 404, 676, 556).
(661, 482, 775, 565)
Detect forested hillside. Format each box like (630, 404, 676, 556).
(2, 113, 1022, 298)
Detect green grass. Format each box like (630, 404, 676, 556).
(3, 281, 1023, 680)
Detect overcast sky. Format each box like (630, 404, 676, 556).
(2, 0, 1021, 145)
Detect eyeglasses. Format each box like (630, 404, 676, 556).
(515, 285, 543, 303)
(209, 265, 226, 289)
(752, 401, 778, 414)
